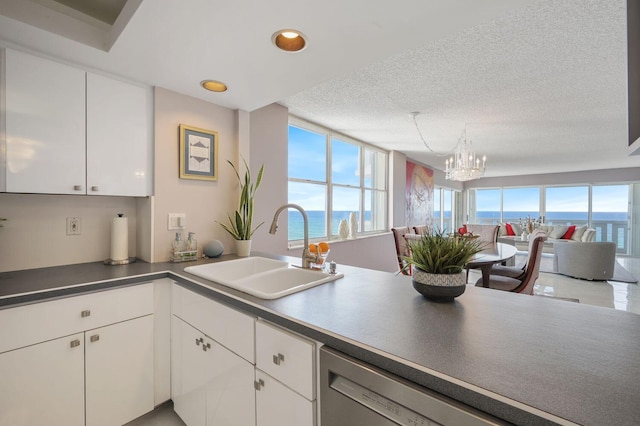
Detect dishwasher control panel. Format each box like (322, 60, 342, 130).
(331, 374, 440, 425)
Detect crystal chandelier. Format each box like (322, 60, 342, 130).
(444, 128, 486, 182)
(410, 112, 487, 182)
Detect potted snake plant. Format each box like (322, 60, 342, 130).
(218, 157, 264, 256)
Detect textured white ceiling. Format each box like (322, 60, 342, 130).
(0, 0, 636, 178)
(284, 0, 638, 178)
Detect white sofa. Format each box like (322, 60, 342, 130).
(498, 223, 596, 253)
(553, 241, 617, 280)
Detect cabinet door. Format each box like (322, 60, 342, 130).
(206, 341, 255, 426)
(256, 320, 315, 400)
(255, 370, 315, 426)
(4, 48, 86, 194)
(0, 333, 85, 426)
(172, 315, 208, 426)
(85, 315, 154, 426)
(86, 72, 152, 196)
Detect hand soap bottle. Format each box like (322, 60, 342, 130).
(186, 232, 197, 259)
(172, 232, 184, 260)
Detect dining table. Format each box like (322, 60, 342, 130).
(467, 242, 518, 287)
(403, 234, 518, 286)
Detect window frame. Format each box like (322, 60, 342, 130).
(288, 117, 388, 246)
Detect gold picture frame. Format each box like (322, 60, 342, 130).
(179, 124, 218, 181)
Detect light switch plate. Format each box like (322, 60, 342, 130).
(168, 213, 186, 230)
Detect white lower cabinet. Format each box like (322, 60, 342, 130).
(0, 283, 155, 426)
(86, 315, 154, 426)
(255, 369, 315, 426)
(171, 284, 256, 426)
(0, 333, 85, 426)
(255, 320, 317, 426)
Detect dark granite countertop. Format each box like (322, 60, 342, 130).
(1, 254, 639, 425)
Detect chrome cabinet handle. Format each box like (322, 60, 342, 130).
(91, 186, 99, 192)
(202, 342, 211, 352)
(73, 185, 83, 191)
(70, 339, 80, 348)
(195, 337, 204, 346)
(254, 379, 265, 391)
(273, 353, 285, 365)
(90, 334, 100, 343)
(81, 310, 91, 318)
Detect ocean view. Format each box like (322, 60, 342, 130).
(288, 210, 628, 242)
(288, 210, 371, 240)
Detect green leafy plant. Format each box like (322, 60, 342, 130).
(218, 158, 265, 240)
(403, 228, 483, 274)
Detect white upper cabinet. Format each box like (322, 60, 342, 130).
(86, 73, 152, 196)
(1, 48, 153, 196)
(3, 48, 86, 194)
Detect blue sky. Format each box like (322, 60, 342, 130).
(476, 185, 629, 212)
(289, 126, 362, 210)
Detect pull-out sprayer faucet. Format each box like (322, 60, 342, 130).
(269, 204, 319, 269)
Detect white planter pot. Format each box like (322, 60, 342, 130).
(236, 239, 252, 257)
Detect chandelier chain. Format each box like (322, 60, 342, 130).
(410, 112, 457, 157)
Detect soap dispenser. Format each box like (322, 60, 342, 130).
(172, 232, 184, 260)
(186, 232, 197, 259)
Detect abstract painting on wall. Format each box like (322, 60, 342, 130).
(406, 161, 434, 228)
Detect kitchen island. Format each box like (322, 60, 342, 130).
(1, 253, 638, 425)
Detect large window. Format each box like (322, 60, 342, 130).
(545, 186, 588, 225)
(288, 119, 388, 244)
(503, 187, 540, 223)
(469, 184, 634, 254)
(433, 187, 461, 232)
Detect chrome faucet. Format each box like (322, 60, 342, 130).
(269, 204, 319, 269)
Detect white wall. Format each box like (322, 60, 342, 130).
(0, 193, 136, 272)
(152, 87, 239, 261)
(248, 103, 289, 253)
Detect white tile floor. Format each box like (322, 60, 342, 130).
(468, 254, 640, 315)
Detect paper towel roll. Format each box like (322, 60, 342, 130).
(110, 214, 128, 261)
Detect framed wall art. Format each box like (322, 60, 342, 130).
(179, 124, 218, 180)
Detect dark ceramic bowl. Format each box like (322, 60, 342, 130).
(412, 280, 466, 302)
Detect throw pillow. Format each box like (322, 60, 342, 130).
(549, 225, 569, 239)
(498, 223, 508, 237)
(505, 223, 515, 236)
(511, 223, 523, 235)
(562, 225, 576, 239)
(582, 229, 596, 242)
(571, 224, 587, 242)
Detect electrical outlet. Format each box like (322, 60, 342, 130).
(66, 217, 81, 235)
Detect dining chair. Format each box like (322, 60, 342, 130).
(475, 233, 547, 294)
(464, 224, 500, 282)
(490, 229, 546, 279)
(464, 224, 499, 245)
(413, 225, 428, 235)
(391, 227, 411, 275)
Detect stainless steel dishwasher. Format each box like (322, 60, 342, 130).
(320, 346, 507, 426)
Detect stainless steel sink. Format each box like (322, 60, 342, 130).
(184, 256, 343, 299)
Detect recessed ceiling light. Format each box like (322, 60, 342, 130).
(272, 29, 307, 52)
(201, 80, 228, 92)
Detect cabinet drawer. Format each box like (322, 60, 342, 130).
(0, 283, 153, 354)
(171, 284, 255, 363)
(256, 320, 315, 400)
